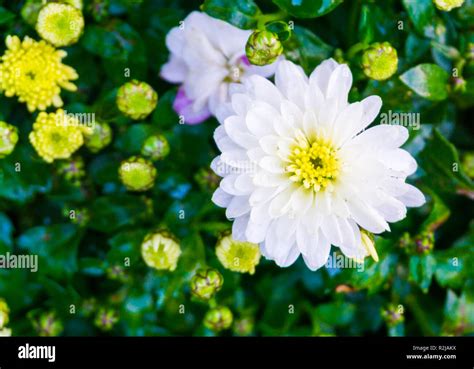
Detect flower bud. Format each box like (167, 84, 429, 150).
(141, 134, 170, 161)
(194, 167, 220, 192)
(381, 304, 405, 327)
(362, 42, 398, 81)
(31, 311, 63, 337)
(233, 316, 254, 336)
(0, 299, 10, 329)
(216, 231, 261, 274)
(62, 206, 90, 227)
(462, 152, 474, 178)
(116, 80, 158, 120)
(190, 268, 224, 300)
(245, 30, 283, 66)
(0, 327, 12, 336)
(36, 3, 84, 47)
(84, 121, 112, 153)
(0, 121, 18, 158)
(88, 0, 109, 22)
(21, 0, 43, 26)
(451, 76, 467, 93)
(433, 0, 464, 11)
(81, 298, 97, 317)
(94, 308, 119, 331)
(118, 156, 157, 192)
(106, 265, 129, 283)
(141, 230, 181, 271)
(204, 306, 233, 332)
(57, 156, 86, 186)
(414, 230, 435, 255)
(360, 229, 379, 262)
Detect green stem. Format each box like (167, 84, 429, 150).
(346, 42, 369, 59)
(455, 58, 466, 76)
(405, 294, 435, 335)
(256, 10, 287, 30)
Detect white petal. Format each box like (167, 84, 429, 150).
(226, 196, 251, 218)
(232, 215, 249, 241)
(275, 60, 308, 109)
(397, 183, 426, 207)
(302, 230, 331, 271)
(212, 187, 231, 208)
(309, 58, 339, 96)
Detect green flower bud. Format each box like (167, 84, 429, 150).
(141, 135, 170, 161)
(88, 0, 109, 22)
(0, 121, 19, 159)
(106, 265, 129, 282)
(451, 76, 467, 93)
(398, 232, 412, 251)
(414, 230, 435, 255)
(118, 156, 157, 192)
(233, 316, 254, 336)
(194, 167, 220, 192)
(433, 0, 464, 11)
(31, 311, 63, 337)
(462, 152, 474, 178)
(216, 231, 261, 274)
(81, 298, 97, 317)
(84, 121, 112, 153)
(57, 156, 86, 186)
(362, 42, 398, 81)
(381, 304, 405, 327)
(245, 30, 283, 66)
(141, 230, 181, 271)
(0, 298, 10, 329)
(21, 0, 43, 26)
(94, 308, 119, 331)
(116, 80, 158, 120)
(190, 268, 224, 300)
(204, 306, 233, 332)
(36, 3, 85, 47)
(62, 206, 90, 227)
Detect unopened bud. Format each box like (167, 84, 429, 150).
(141, 230, 181, 271)
(433, 0, 464, 11)
(204, 306, 233, 332)
(362, 42, 398, 81)
(141, 135, 170, 161)
(245, 30, 283, 66)
(116, 80, 158, 120)
(84, 121, 112, 153)
(190, 268, 224, 300)
(94, 308, 119, 331)
(118, 156, 157, 192)
(0, 121, 18, 159)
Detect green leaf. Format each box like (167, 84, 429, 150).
(402, 0, 436, 38)
(358, 4, 374, 44)
(399, 64, 449, 101)
(283, 26, 333, 74)
(88, 195, 149, 233)
(420, 191, 450, 232)
(0, 6, 15, 24)
(272, 0, 342, 18)
(409, 254, 436, 292)
(0, 212, 14, 251)
(17, 224, 81, 279)
(114, 123, 160, 155)
(265, 21, 292, 42)
(419, 129, 474, 194)
(201, 0, 261, 29)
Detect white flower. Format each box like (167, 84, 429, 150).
(161, 11, 277, 124)
(211, 58, 425, 271)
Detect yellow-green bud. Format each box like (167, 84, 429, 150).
(194, 167, 220, 192)
(118, 156, 157, 192)
(0, 121, 18, 158)
(245, 30, 283, 66)
(233, 316, 254, 336)
(31, 311, 63, 337)
(94, 308, 119, 331)
(141, 230, 181, 271)
(0, 327, 12, 336)
(116, 80, 158, 120)
(190, 268, 224, 300)
(57, 156, 86, 186)
(204, 306, 233, 332)
(414, 230, 435, 255)
(381, 304, 405, 327)
(106, 265, 129, 282)
(362, 42, 398, 81)
(433, 0, 464, 11)
(462, 152, 474, 178)
(84, 121, 112, 153)
(36, 3, 84, 47)
(82, 298, 97, 317)
(141, 135, 170, 161)
(21, 0, 43, 26)
(216, 231, 261, 274)
(0, 299, 10, 329)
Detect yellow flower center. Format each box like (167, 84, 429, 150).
(286, 135, 340, 191)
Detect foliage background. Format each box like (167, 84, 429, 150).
(0, 0, 473, 336)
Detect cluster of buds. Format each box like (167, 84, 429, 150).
(118, 156, 157, 192)
(398, 231, 435, 255)
(57, 156, 86, 186)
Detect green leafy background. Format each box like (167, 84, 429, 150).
(0, 0, 473, 336)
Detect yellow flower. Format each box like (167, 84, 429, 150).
(29, 109, 86, 163)
(36, 3, 84, 47)
(141, 230, 181, 271)
(216, 231, 261, 274)
(0, 35, 78, 112)
(433, 0, 464, 11)
(0, 298, 9, 329)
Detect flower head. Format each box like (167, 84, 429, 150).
(161, 11, 278, 124)
(362, 42, 398, 81)
(116, 80, 158, 120)
(31, 311, 63, 337)
(204, 306, 233, 331)
(190, 268, 224, 300)
(216, 232, 261, 274)
(245, 30, 283, 66)
(118, 156, 157, 192)
(57, 155, 86, 185)
(29, 109, 86, 163)
(141, 134, 170, 161)
(36, 3, 84, 47)
(0, 299, 10, 329)
(84, 121, 112, 153)
(211, 59, 425, 271)
(141, 230, 181, 271)
(0, 36, 78, 112)
(0, 121, 19, 158)
(94, 308, 119, 331)
(433, 0, 464, 11)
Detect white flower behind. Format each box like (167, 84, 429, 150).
(211, 58, 425, 271)
(161, 11, 277, 124)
